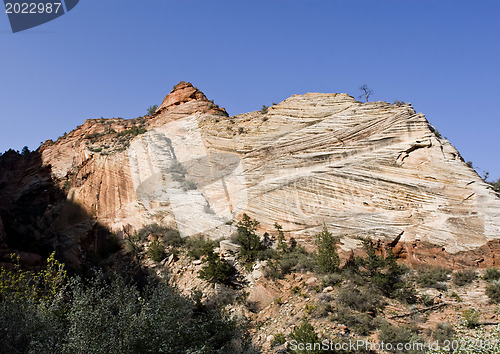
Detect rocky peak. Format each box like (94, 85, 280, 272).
(156, 81, 208, 112)
(153, 81, 228, 118)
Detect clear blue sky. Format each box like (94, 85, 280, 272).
(1, 0, 499, 179)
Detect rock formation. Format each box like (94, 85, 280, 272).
(1, 81, 499, 266)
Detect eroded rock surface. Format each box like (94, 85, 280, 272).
(1, 82, 499, 265)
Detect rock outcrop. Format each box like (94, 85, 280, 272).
(1, 82, 499, 266)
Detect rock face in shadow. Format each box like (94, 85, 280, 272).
(0, 150, 113, 268)
(2, 82, 500, 266)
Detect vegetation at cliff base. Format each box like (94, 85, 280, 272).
(0, 252, 249, 353)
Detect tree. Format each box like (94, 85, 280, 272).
(493, 179, 500, 193)
(289, 318, 321, 354)
(199, 250, 235, 285)
(147, 105, 158, 116)
(235, 214, 265, 262)
(274, 222, 288, 253)
(315, 225, 340, 273)
(21, 146, 30, 156)
(358, 84, 373, 102)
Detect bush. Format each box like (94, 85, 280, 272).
(65, 272, 244, 353)
(416, 266, 450, 289)
(261, 105, 269, 114)
(453, 269, 477, 287)
(185, 236, 218, 260)
(289, 318, 321, 354)
(337, 284, 385, 314)
(116, 125, 147, 137)
(486, 281, 500, 304)
(168, 160, 187, 175)
(322, 273, 343, 287)
(462, 308, 481, 328)
(199, 251, 236, 285)
(313, 302, 333, 318)
(21, 146, 30, 155)
(279, 247, 315, 275)
(148, 239, 166, 262)
(378, 322, 422, 353)
(346, 239, 410, 299)
(271, 333, 286, 347)
(0, 252, 67, 303)
(136, 224, 184, 248)
(315, 225, 340, 273)
(483, 267, 500, 281)
(393, 284, 418, 304)
(333, 307, 378, 336)
(432, 322, 455, 343)
(235, 214, 266, 263)
(488, 178, 500, 193)
(147, 105, 158, 115)
(1, 256, 248, 353)
(420, 293, 435, 307)
(181, 180, 197, 191)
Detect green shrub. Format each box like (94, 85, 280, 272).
(0, 252, 67, 303)
(199, 251, 236, 285)
(462, 308, 481, 328)
(333, 307, 378, 336)
(450, 291, 462, 302)
(148, 239, 166, 262)
(432, 322, 455, 343)
(347, 239, 410, 299)
(274, 223, 287, 252)
(488, 178, 500, 193)
(483, 267, 500, 281)
(261, 105, 268, 114)
(336, 284, 385, 314)
(393, 284, 418, 304)
(378, 322, 422, 353)
(453, 269, 477, 287)
(322, 273, 343, 287)
(147, 105, 158, 115)
(289, 318, 321, 354)
(235, 214, 266, 263)
(1, 256, 248, 353)
(416, 266, 450, 289)
(315, 225, 340, 273)
(279, 247, 315, 275)
(271, 333, 286, 347)
(420, 293, 434, 307)
(116, 125, 147, 137)
(168, 160, 187, 175)
(486, 281, 500, 304)
(136, 224, 184, 248)
(64, 272, 244, 353)
(181, 180, 197, 191)
(185, 236, 218, 259)
(313, 302, 333, 318)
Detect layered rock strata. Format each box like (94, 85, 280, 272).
(2, 82, 499, 266)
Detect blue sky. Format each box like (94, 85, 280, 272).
(1, 0, 499, 179)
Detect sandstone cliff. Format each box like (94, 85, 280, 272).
(1, 82, 499, 266)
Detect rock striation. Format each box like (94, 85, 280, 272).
(1, 82, 500, 266)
